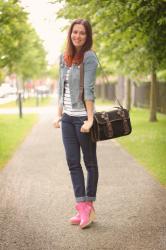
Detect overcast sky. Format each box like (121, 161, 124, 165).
(20, 0, 68, 64)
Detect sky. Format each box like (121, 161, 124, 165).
(20, 0, 68, 65)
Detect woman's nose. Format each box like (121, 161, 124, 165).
(75, 33, 80, 38)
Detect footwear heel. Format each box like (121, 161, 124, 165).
(80, 209, 95, 229)
(90, 209, 95, 222)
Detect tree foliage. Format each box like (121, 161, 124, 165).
(0, 0, 47, 80)
(53, 0, 166, 76)
(47, 64, 59, 79)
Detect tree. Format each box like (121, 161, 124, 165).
(53, 0, 166, 121)
(0, 0, 47, 83)
(15, 26, 47, 81)
(47, 64, 59, 79)
(0, 0, 28, 69)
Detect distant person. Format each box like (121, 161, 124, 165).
(53, 19, 98, 229)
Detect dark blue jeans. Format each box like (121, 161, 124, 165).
(61, 113, 99, 202)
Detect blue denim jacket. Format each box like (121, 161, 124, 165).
(57, 50, 98, 109)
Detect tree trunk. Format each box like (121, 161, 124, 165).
(101, 82, 106, 101)
(124, 77, 131, 111)
(132, 81, 137, 107)
(149, 68, 157, 122)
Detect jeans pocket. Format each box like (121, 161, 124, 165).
(61, 113, 67, 122)
(78, 116, 88, 124)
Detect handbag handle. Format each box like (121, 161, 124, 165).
(79, 51, 123, 108)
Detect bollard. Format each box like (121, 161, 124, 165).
(18, 91, 23, 118)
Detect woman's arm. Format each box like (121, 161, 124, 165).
(80, 100, 94, 133)
(53, 103, 63, 128)
(83, 51, 98, 102)
(53, 54, 63, 128)
(80, 51, 98, 133)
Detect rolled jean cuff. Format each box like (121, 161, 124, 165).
(86, 196, 96, 202)
(76, 196, 87, 202)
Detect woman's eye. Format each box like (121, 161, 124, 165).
(73, 30, 86, 35)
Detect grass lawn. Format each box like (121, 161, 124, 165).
(96, 98, 113, 106)
(0, 114, 38, 170)
(0, 96, 51, 109)
(117, 108, 166, 186)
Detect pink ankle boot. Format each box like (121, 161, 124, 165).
(86, 201, 96, 220)
(76, 202, 95, 229)
(69, 212, 81, 225)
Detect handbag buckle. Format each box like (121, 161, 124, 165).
(101, 112, 113, 137)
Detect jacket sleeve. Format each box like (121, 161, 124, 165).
(83, 51, 98, 101)
(56, 54, 63, 101)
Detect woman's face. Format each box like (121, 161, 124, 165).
(71, 24, 87, 51)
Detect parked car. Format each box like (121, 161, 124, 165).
(35, 85, 50, 95)
(0, 83, 17, 98)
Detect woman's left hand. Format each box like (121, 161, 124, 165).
(80, 120, 93, 133)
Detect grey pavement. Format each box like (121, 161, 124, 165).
(0, 104, 166, 250)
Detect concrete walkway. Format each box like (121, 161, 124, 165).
(0, 105, 166, 250)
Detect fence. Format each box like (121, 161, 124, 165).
(95, 77, 166, 114)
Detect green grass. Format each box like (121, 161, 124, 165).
(117, 108, 166, 185)
(0, 96, 51, 108)
(95, 98, 113, 106)
(0, 114, 38, 169)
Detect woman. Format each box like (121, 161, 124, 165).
(53, 19, 98, 229)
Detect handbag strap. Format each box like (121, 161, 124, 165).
(79, 51, 123, 108)
(79, 63, 84, 101)
(94, 52, 123, 108)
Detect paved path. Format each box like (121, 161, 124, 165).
(0, 105, 166, 250)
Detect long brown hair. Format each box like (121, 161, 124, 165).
(64, 19, 93, 67)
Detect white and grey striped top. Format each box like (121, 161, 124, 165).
(63, 67, 87, 116)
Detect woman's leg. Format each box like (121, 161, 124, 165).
(74, 116, 99, 202)
(61, 113, 86, 202)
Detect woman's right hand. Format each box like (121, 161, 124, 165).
(53, 116, 62, 128)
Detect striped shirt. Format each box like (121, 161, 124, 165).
(63, 67, 87, 116)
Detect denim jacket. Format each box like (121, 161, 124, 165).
(57, 50, 98, 109)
